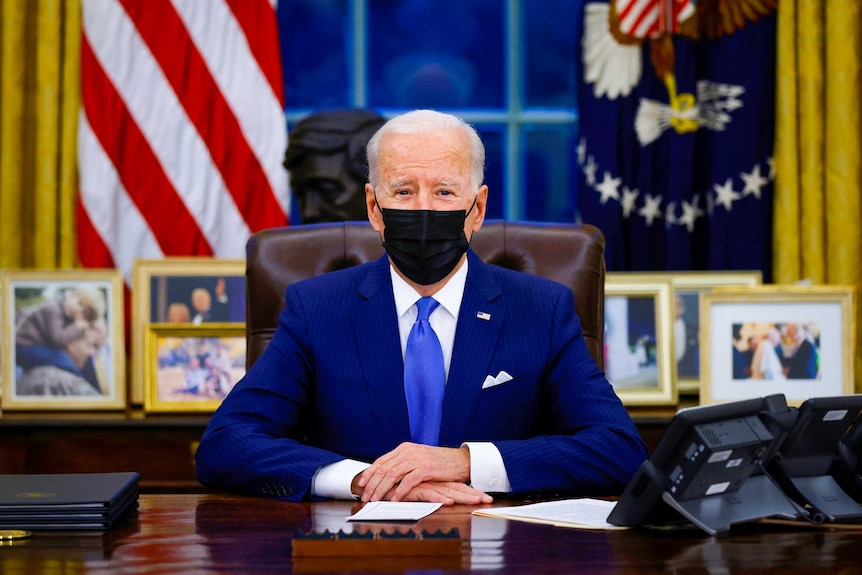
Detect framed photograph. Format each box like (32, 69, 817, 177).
(604, 274, 677, 406)
(700, 286, 856, 406)
(1, 270, 126, 411)
(144, 324, 246, 413)
(618, 272, 763, 395)
(671, 273, 763, 394)
(131, 258, 245, 405)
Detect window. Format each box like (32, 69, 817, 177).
(278, 0, 581, 223)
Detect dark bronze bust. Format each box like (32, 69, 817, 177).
(283, 109, 386, 223)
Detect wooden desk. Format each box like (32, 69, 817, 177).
(0, 493, 858, 573)
(0, 412, 676, 493)
(0, 414, 209, 492)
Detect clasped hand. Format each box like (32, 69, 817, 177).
(354, 442, 493, 505)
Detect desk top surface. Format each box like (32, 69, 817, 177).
(0, 493, 859, 574)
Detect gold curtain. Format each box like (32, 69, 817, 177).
(773, 0, 862, 390)
(0, 0, 81, 269)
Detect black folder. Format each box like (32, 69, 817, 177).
(0, 472, 140, 530)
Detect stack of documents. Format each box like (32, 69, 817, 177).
(0, 472, 140, 530)
(472, 498, 627, 530)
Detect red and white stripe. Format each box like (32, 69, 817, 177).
(78, 0, 288, 284)
(614, 0, 696, 39)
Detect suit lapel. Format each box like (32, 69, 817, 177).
(439, 252, 504, 446)
(351, 256, 412, 448)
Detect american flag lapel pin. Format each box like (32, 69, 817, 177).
(476, 311, 491, 321)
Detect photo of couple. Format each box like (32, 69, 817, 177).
(12, 283, 115, 398)
(732, 322, 820, 381)
(150, 275, 245, 324)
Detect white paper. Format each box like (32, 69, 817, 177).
(346, 501, 443, 522)
(472, 498, 626, 530)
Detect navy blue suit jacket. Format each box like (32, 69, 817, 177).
(196, 251, 647, 500)
(783, 339, 818, 379)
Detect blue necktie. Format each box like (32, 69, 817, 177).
(404, 297, 445, 445)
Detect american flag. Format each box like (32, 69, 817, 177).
(614, 0, 695, 38)
(77, 0, 289, 284)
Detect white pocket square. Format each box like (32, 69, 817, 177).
(482, 370, 513, 389)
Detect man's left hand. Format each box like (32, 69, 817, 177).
(357, 442, 474, 502)
(393, 480, 492, 505)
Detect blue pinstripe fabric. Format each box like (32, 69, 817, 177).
(195, 251, 649, 501)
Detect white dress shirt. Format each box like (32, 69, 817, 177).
(313, 258, 512, 499)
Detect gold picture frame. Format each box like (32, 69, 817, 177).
(144, 323, 246, 413)
(614, 271, 763, 395)
(700, 285, 856, 406)
(604, 274, 677, 406)
(1, 269, 126, 411)
(131, 258, 245, 405)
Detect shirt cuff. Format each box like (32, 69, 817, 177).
(311, 459, 371, 500)
(463, 442, 511, 493)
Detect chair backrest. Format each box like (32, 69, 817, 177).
(245, 221, 606, 369)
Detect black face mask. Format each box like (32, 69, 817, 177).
(379, 199, 476, 285)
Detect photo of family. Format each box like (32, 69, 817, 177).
(146, 329, 246, 413)
(2, 271, 125, 410)
(732, 322, 820, 381)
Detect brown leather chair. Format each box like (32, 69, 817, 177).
(245, 221, 606, 369)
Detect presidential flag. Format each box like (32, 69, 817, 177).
(77, 0, 289, 284)
(577, 0, 777, 279)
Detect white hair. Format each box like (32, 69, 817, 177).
(366, 109, 485, 192)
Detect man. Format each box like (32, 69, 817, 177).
(190, 280, 230, 325)
(283, 109, 386, 223)
(196, 110, 647, 504)
(782, 323, 819, 379)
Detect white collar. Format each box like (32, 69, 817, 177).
(391, 257, 468, 320)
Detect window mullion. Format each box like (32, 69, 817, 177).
(506, 0, 522, 220)
(351, 0, 367, 107)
